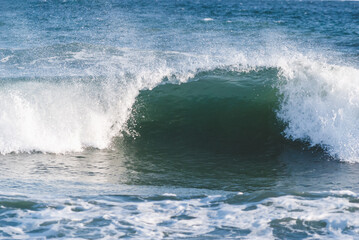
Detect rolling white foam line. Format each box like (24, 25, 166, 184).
(1, 193, 359, 239)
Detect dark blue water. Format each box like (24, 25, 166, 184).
(0, 0, 359, 238)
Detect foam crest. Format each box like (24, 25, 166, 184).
(276, 53, 359, 162)
(0, 81, 112, 153)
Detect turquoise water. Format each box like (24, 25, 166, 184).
(1, 0, 359, 238)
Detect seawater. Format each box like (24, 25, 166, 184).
(0, 0, 359, 239)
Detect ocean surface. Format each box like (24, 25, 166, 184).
(1, 0, 359, 239)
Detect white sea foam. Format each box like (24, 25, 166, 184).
(203, 18, 214, 21)
(247, 47, 359, 162)
(1, 192, 359, 239)
(0, 55, 12, 63)
(276, 54, 359, 162)
(0, 81, 112, 153)
(163, 193, 177, 197)
(244, 46, 359, 162)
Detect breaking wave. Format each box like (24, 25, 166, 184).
(1, 43, 359, 162)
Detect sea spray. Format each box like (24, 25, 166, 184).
(277, 55, 359, 162)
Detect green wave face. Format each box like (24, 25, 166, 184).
(125, 68, 284, 154)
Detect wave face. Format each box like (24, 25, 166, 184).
(126, 68, 283, 154)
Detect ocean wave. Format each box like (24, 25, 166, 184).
(0, 43, 359, 162)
